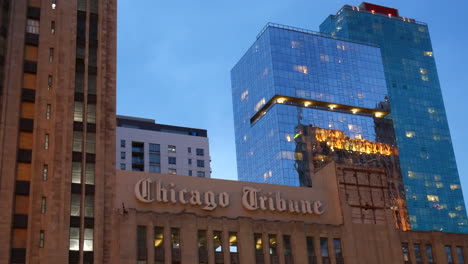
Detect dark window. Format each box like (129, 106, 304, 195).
(196, 148, 204, 156)
(188, 170, 192, 176)
(171, 228, 181, 264)
(149, 143, 160, 152)
(24, 60, 37, 73)
(457, 247, 465, 264)
(25, 33, 39, 46)
(197, 171, 205, 177)
(414, 244, 422, 264)
(188, 147, 191, 153)
(446, 246, 454, 264)
(188, 159, 192, 165)
(149, 153, 160, 164)
(17, 149, 32, 163)
(11, 248, 26, 263)
(27, 7, 41, 20)
(19, 118, 34, 132)
(306, 237, 316, 264)
(149, 165, 161, 173)
(120, 152, 125, 160)
(334, 238, 343, 264)
(137, 226, 147, 262)
(21, 88, 36, 102)
(283, 235, 293, 264)
(13, 214, 28, 228)
(168, 157, 176, 165)
(39, 231, 45, 248)
(50, 20, 55, 34)
(120, 163, 126, 170)
(198, 230, 208, 264)
(120, 140, 125, 148)
(197, 160, 205, 168)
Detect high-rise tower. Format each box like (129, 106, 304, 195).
(320, 2, 467, 233)
(0, 0, 116, 263)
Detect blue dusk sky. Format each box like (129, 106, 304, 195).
(117, 0, 468, 203)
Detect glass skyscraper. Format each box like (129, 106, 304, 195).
(231, 24, 391, 186)
(320, 3, 467, 233)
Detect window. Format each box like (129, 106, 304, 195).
(168, 145, 176, 153)
(334, 238, 343, 260)
(446, 246, 454, 264)
(149, 153, 160, 164)
(44, 134, 49, 149)
(121, 151, 126, 160)
(213, 231, 222, 252)
(168, 157, 176, 165)
(268, 234, 277, 256)
(85, 195, 94, 217)
(69, 227, 80, 251)
(198, 230, 208, 264)
(188, 147, 191, 153)
(196, 148, 204, 156)
(87, 104, 96, 124)
(168, 168, 177, 175)
(426, 244, 434, 263)
(254, 233, 263, 254)
(137, 226, 147, 262)
(26, 19, 40, 34)
(457, 247, 464, 264)
(197, 171, 205, 177)
(42, 164, 48, 181)
(188, 159, 192, 165)
(74, 102, 83, 122)
(51, 0, 57, 9)
(171, 228, 180, 249)
(70, 194, 80, 216)
(402, 243, 410, 264)
(83, 228, 93, 251)
(120, 140, 125, 148)
(197, 160, 205, 168)
(51, 21, 55, 34)
(229, 232, 238, 253)
(120, 163, 126, 170)
(46, 104, 51, 119)
(85, 163, 94, 185)
(49, 48, 54, 62)
(149, 143, 160, 152)
(72, 162, 81, 183)
(306, 237, 316, 262)
(320, 238, 329, 257)
(48, 75, 53, 89)
(41, 197, 46, 214)
(283, 235, 292, 260)
(86, 133, 96, 154)
(154, 227, 164, 264)
(39, 231, 45, 248)
(414, 244, 422, 264)
(149, 165, 161, 173)
(188, 170, 192, 176)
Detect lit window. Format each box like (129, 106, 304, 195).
(427, 195, 439, 202)
(43, 164, 48, 181)
(240, 90, 249, 101)
(402, 243, 410, 262)
(49, 48, 54, 62)
(420, 68, 427, 74)
(424, 51, 433, 57)
(421, 75, 429, 81)
(86, 133, 96, 154)
(69, 227, 80, 251)
(450, 184, 461, 190)
(269, 234, 277, 256)
(72, 162, 81, 183)
(26, 19, 40, 34)
(408, 171, 414, 178)
(40, 231, 45, 248)
(294, 65, 308, 74)
(436, 183, 443, 188)
(291, 41, 301, 49)
(168, 168, 177, 175)
(70, 194, 81, 216)
(44, 134, 49, 150)
(449, 213, 458, 218)
(213, 231, 222, 252)
(428, 108, 436, 114)
(46, 104, 51, 120)
(171, 228, 180, 249)
(85, 163, 94, 185)
(85, 195, 94, 217)
(434, 175, 442, 181)
(229, 232, 238, 253)
(48, 75, 53, 89)
(168, 145, 176, 153)
(83, 228, 93, 251)
(51, 0, 57, 9)
(320, 54, 330, 62)
(87, 104, 96, 124)
(406, 131, 415, 138)
(74, 102, 83, 122)
(254, 98, 266, 112)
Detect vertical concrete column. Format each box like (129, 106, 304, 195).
(238, 218, 254, 264)
(120, 210, 137, 264)
(222, 227, 230, 264)
(263, 232, 271, 264)
(181, 215, 197, 263)
(207, 226, 214, 264)
(329, 237, 336, 264)
(433, 236, 446, 264)
(147, 222, 154, 264)
(291, 222, 307, 264)
(408, 242, 417, 264)
(452, 245, 459, 264)
(163, 220, 171, 264)
(277, 230, 285, 264)
(314, 236, 322, 264)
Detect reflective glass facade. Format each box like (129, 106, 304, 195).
(320, 5, 468, 233)
(231, 25, 388, 186)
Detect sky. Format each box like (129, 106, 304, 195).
(117, 0, 468, 204)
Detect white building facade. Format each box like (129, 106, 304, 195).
(116, 116, 211, 178)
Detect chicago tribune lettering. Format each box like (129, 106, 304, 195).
(134, 179, 326, 215)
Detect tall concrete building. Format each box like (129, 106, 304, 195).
(0, 0, 116, 263)
(116, 115, 211, 178)
(320, 2, 467, 233)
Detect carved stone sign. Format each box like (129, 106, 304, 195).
(135, 179, 325, 215)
